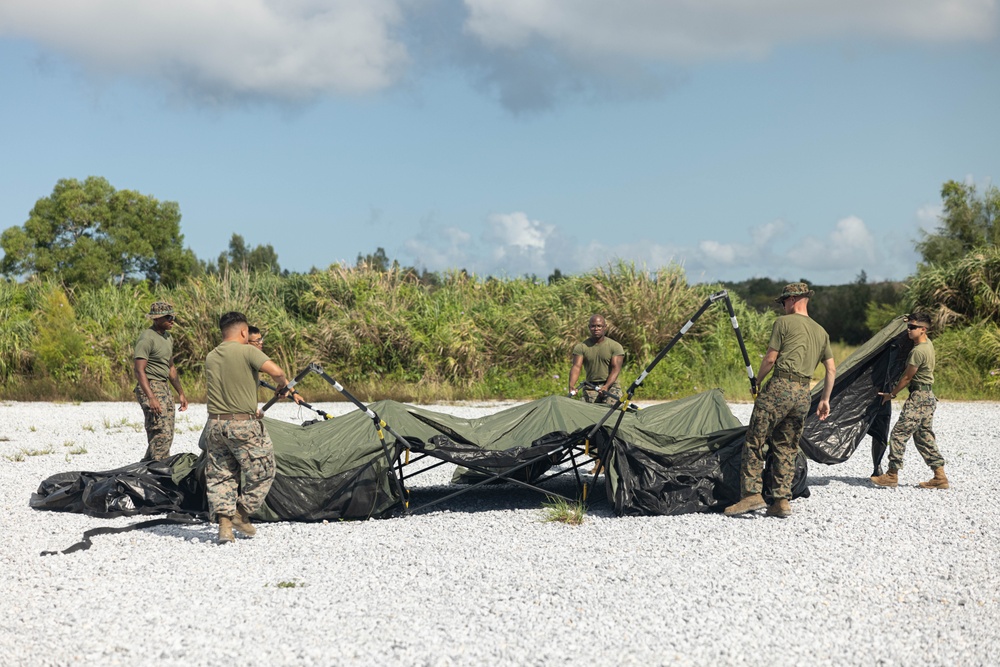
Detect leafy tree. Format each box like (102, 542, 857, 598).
(356, 247, 396, 272)
(0, 176, 196, 288)
(207, 233, 281, 274)
(916, 180, 1000, 265)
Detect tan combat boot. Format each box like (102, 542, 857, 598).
(871, 468, 898, 487)
(232, 506, 257, 537)
(218, 515, 235, 544)
(766, 499, 791, 518)
(724, 493, 766, 516)
(918, 467, 950, 490)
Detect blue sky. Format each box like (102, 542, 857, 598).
(1, 1, 997, 285)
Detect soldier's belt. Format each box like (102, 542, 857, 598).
(909, 383, 933, 392)
(208, 413, 257, 421)
(772, 371, 811, 385)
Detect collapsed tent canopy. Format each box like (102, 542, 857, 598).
(31, 311, 912, 522)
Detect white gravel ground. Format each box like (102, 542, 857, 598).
(1, 398, 998, 666)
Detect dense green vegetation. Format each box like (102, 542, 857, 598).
(1, 177, 998, 402)
(0, 263, 775, 402)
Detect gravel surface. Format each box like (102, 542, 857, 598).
(1, 398, 998, 666)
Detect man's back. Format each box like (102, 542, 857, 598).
(770, 314, 832, 379)
(205, 341, 269, 415)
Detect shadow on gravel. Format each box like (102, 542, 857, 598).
(405, 477, 617, 518)
(808, 475, 876, 488)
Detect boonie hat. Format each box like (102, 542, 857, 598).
(775, 282, 815, 303)
(145, 301, 176, 319)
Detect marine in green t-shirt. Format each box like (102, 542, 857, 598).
(568, 314, 625, 404)
(725, 282, 836, 519)
(871, 312, 947, 490)
(132, 301, 188, 461)
(203, 311, 290, 545)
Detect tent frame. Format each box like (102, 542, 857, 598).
(262, 289, 755, 515)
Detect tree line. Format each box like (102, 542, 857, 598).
(1, 176, 997, 401)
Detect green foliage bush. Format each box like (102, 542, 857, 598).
(1, 258, 994, 402)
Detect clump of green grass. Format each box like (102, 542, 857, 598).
(5, 451, 26, 462)
(29, 425, 36, 432)
(81, 423, 95, 432)
(68, 446, 87, 455)
(274, 580, 305, 589)
(24, 447, 54, 457)
(540, 496, 586, 525)
(62, 440, 75, 447)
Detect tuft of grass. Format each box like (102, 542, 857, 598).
(24, 447, 54, 457)
(275, 580, 304, 589)
(62, 440, 75, 447)
(5, 451, 26, 462)
(540, 496, 586, 525)
(81, 423, 95, 432)
(68, 446, 87, 455)
(29, 425, 36, 432)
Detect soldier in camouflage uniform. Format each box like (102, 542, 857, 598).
(568, 315, 625, 404)
(871, 312, 948, 489)
(725, 282, 836, 518)
(204, 311, 289, 543)
(133, 301, 188, 460)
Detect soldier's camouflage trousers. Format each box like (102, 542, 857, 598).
(134, 381, 175, 461)
(583, 382, 624, 405)
(204, 418, 276, 520)
(741, 376, 810, 500)
(888, 390, 943, 470)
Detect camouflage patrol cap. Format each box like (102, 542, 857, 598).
(775, 282, 815, 303)
(145, 301, 176, 319)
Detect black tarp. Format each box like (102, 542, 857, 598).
(601, 316, 911, 515)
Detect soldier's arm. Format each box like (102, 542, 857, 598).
(604, 354, 624, 391)
(817, 358, 836, 421)
(755, 348, 779, 387)
(133, 358, 162, 414)
(168, 362, 188, 411)
(879, 364, 918, 404)
(260, 360, 288, 396)
(568, 355, 584, 396)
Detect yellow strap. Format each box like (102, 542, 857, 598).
(583, 483, 589, 501)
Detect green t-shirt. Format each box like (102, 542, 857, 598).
(907, 340, 935, 385)
(133, 328, 173, 383)
(205, 341, 271, 415)
(572, 337, 625, 383)
(768, 314, 834, 379)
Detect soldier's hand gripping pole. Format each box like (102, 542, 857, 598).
(719, 292, 759, 398)
(258, 379, 333, 420)
(260, 365, 312, 414)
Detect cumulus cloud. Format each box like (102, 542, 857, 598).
(459, 0, 998, 110)
(1, 0, 995, 109)
(463, 0, 998, 59)
(0, 0, 408, 102)
(398, 210, 908, 283)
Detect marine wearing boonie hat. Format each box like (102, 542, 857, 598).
(146, 301, 176, 319)
(774, 282, 815, 303)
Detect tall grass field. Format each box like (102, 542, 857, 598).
(1, 262, 997, 402)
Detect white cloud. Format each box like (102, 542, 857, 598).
(915, 203, 943, 234)
(463, 0, 998, 61)
(793, 215, 877, 269)
(2, 0, 995, 110)
(0, 0, 408, 101)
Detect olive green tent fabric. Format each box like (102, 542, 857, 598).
(32, 390, 748, 521)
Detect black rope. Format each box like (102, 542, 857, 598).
(40, 512, 203, 556)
